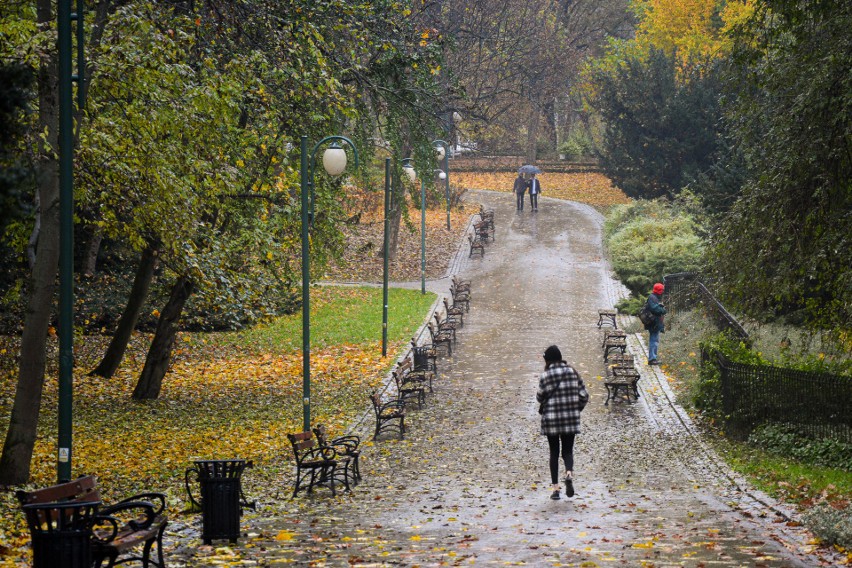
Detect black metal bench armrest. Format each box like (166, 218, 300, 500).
(298, 445, 338, 463)
(376, 397, 405, 412)
(329, 435, 361, 452)
(98, 499, 158, 530)
(114, 492, 166, 515)
(90, 514, 121, 544)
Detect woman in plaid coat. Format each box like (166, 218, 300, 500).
(536, 345, 589, 500)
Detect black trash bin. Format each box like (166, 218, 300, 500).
(22, 500, 100, 568)
(185, 459, 254, 544)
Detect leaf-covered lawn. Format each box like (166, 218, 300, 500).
(323, 206, 469, 283)
(453, 171, 631, 207)
(0, 286, 435, 566)
(0, 181, 630, 565)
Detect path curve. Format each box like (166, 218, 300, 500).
(178, 190, 825, 566)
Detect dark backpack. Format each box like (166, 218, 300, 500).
(638, 304, 656, 327)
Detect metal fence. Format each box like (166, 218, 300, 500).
(665, 272, 851, 443)
(708, 349, 852, 443)
(663, 272, 749, 341)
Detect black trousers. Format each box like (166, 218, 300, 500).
(546, 433, 575, 484)
(516, 190, 526, 210)
(529, 192, 539, 209)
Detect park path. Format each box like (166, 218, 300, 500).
(174, 190, 822, 566)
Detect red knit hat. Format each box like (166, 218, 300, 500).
(653, 283, 664, 295)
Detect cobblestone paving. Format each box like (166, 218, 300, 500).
(170, 191, 827, 567)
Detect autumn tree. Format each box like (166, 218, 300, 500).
(0, 62, 33, 234)
(0, 0, 448, 481)
(587, 0, 752, 204)
(710, 0, 852, 332)
(438, 0, 630, 159)
(589, 48, 724, 200)
(0, 0, 65, 485)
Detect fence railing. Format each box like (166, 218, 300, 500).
(706, 349, 852, 443)
(666, 272, 851, 443)
(663, 272, 749, 341)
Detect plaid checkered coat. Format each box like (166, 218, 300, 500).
(536, 361, 589, 435)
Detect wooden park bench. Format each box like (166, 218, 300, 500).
(474, 219, 494, 243)
(433, 312, 458, 344)
(450, 281, 470, 312)
(393, 360, 426, 409)
(452, 275, 471, 294)
(287, 431, 351, 497)
(312, 424, 361, 484)
(602, 329, 627, 361)
(427, 322, 453, 356)
(16, 475, 168, 568)
(370, 392, 406, 440)
(443, 296, 465, 327)
(468, 233, 485, 258)
(604, 354, 641, 405)
(476, 204, 495, 231)
(597, 309, 618, 329)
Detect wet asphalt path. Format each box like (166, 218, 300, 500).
(177, 191, 820, 566)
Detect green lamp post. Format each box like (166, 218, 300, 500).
(57, 0, 85, 482)
(431, 140, 450, 230)
(381, 157, 393, 357)
(300, 135, 359, 432)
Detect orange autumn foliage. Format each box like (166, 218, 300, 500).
(452, 171, 630, 207)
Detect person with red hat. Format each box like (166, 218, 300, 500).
(644, 283, 667, 364)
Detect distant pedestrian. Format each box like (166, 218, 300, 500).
(644, 283, 667, 365)
(536, 345, 589, 500)
(528, 174, 542, 211)
(513, 174, 527, 211)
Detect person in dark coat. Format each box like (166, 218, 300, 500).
(645, 282, 667, 364)
(513, 174, 528, 211)
(528, 174, 542, 211)
(536, 345, 589, 500)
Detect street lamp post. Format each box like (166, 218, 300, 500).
(421, 178, 426, 295)
(300, 134, 359, 432)
(431, 140, 450, 230)
(381, 158, 392, 357)
(57, 0, 85, 483)
(423, 169, 447, 295)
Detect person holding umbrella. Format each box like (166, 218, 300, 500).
(517, 165, 542, 212)
(528, 174, 542, 211)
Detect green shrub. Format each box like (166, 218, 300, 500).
(614, 296, 644, 318)
(748, 423, 852, 471)
(802, 503, 852, 549)
(604, 200, 704, 298)
(558, 129, 595, 160)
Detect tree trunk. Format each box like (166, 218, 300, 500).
(90, 244, 158, 378)
(83, 226, 102, 276)
(525, 103, 540, 164)
(132, 276, 194, 400)
(0, 0, 59, 486)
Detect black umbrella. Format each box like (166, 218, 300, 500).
(518, 164, 541, 175)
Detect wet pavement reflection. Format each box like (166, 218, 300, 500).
(175, 191, 821, 566)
